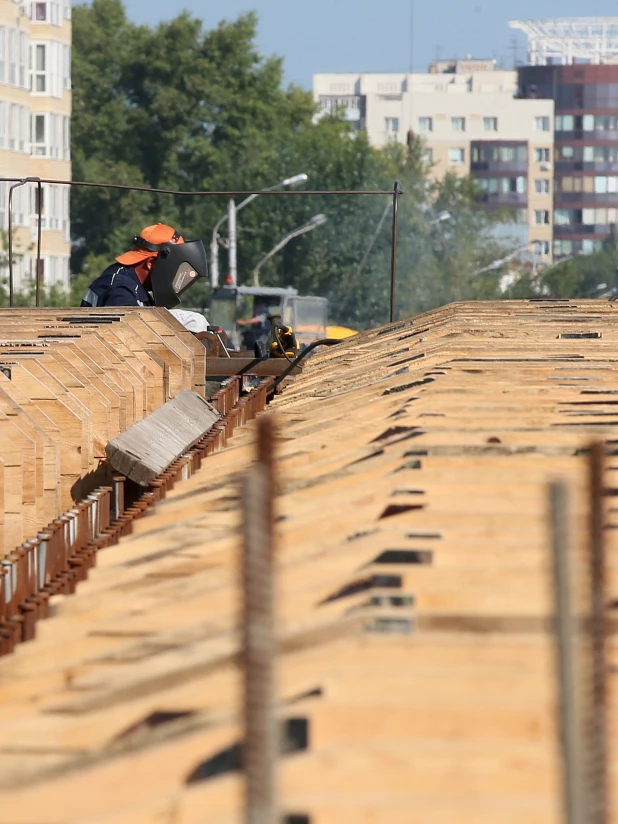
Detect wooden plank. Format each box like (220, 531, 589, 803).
(106, 390, 220, 486)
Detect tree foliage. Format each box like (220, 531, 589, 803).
(68, 0, 513, 325)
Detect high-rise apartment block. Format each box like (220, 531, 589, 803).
(314, 18, 618, 264)
(0, 0, 71, 293)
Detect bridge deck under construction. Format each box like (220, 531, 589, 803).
(0, 300, 617, 823)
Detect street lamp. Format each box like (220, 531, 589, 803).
(432, 210, 451, 225)
(210, 173, 308, 289)
(474, 243, 533, 276)
(253, 214, 327, 287)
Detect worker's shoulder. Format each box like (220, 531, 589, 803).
(95, 263, 139, 287)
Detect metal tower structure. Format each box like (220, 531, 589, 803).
(509, 18, 618, 66)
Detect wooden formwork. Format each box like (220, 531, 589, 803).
(0, 307, 206, 555)
(0, 300, 618, 823)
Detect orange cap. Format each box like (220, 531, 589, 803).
(116, 223, 184, 266)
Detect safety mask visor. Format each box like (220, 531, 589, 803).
(150, 240, 208, 309)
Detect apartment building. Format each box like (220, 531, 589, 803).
(315, 19, 618, 263)
(313, 62, 554, 259)
(0, 0, 71, 294)
(513, 18, 618, 258)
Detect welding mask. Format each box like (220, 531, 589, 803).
(149, 240, 208, 309)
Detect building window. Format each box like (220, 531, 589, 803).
(451, 117, 466, 132)
(31, 2, 61, 24)
(535, 179, 550, 194)
(473, 145, 528, 163)
(584, 145, 618, 163)
(535, 148, 551, 163)
(31, 113, 46, 154)
(555, 239, 573, 256)
(479, 178, 498, 193)
(30, 112, 63, 157)
(582, 239, 602, 254)
(418, 117, 433, 132)
(0, 28, 5, 84)
(385, 117, 399, 133)
(560, 176, 594, 194)
(423, 147, 433, 163)
(8, 29, 16, 85)
(63, 44, 70, 89)
(61, 186, 69, 240)
(29, 41, 61, 97)
(62, 114, 70, 159)
(483, 117, 498, 132)
(582, 207, 618, 225)
(8, 103, 17, 149)
(554, 209, 572, 225)
(449, 147, 465, 164)
(556, 115, 575, 131)
(535, 210, 550, 225)
(32, 42, 46, 91)
(10, 183, 27, 226)
(535, 116, 551, 132)
(533, 240, 550, 256)
(594, 176, 618, 194)
(18, 31, 26, 87)
(583, 114, 595, 131)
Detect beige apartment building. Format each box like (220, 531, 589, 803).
(314, 60, 555, 260)
(0, 0, 71, 294)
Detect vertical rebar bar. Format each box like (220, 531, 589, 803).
(550, 480, 584, 824)
(389, 180, 403, 324)
(242, 414, 277, 824)
(587, 440, 609, 824)
(8, 183, 15, 307)
(35, 180, 43, 307)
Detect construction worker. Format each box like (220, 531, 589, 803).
(236, 299, 274, 351)
(81, 223, 208, 310)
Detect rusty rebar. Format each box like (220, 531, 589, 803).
(390, 180, 404, 324)
(241, 414, 278, 824)
(549, 480, 584, 824)
(585, 440, 609, 824)
(35, 180, 43, 307)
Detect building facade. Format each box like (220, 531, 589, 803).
(0, 0, 71, 294)
(513, 19, 618, 258)
(313, 63, 555, 260)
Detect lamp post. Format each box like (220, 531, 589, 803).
(253, 214, 327, 287)
(210, 173, 308, 289)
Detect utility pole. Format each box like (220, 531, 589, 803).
(228, 199, 237, 287)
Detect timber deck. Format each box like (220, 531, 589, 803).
(0, 299, 617, 822)
(0, 307, 206, 552)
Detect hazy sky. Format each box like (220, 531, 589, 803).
(122, 0, 618, 88)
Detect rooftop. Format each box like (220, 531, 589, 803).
(510, 17, 618, 65)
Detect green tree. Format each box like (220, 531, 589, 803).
(71, 1, 514, 325)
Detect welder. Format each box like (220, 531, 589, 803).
(81, 223, 208, 311)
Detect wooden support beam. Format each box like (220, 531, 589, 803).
(106, 390, 220, 486)
(207, 357, 301, 377)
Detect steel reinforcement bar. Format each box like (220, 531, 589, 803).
(0, 376, 273, 656)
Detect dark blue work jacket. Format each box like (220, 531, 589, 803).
(80, 264, 154, 308)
